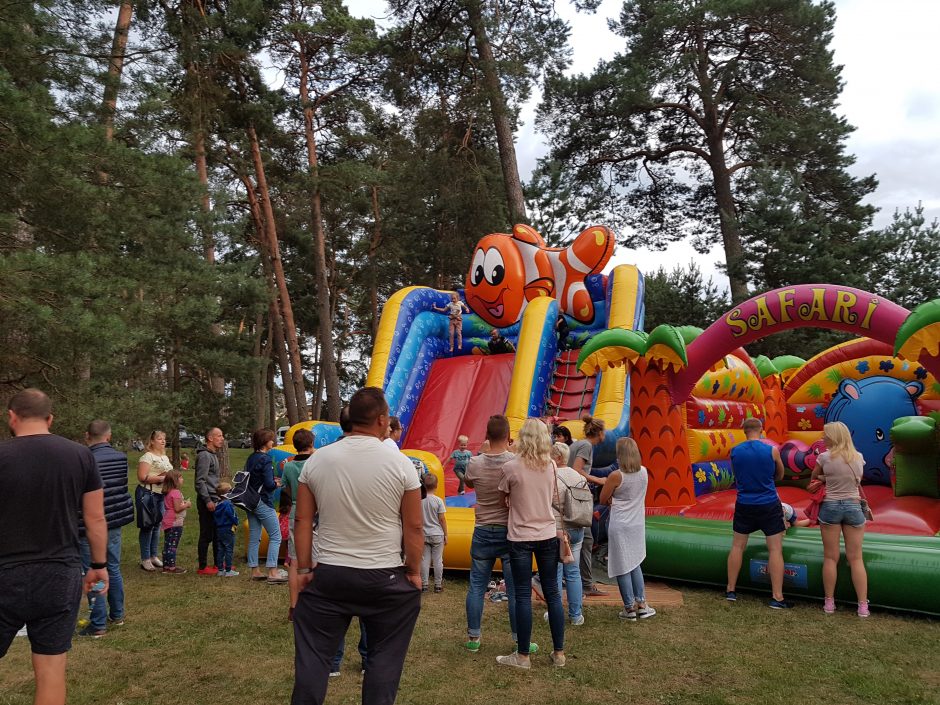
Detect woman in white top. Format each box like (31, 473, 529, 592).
(136, 430, 173, 571)
(811, 421, 869, 617)
(496, 419, 566, 669)
(600, 437, 655, 620)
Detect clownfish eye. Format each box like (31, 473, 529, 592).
(483, 248, 505, 286)
(470, 249, 486, 286)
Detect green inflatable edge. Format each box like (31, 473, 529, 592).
(642, 515, 940, 615)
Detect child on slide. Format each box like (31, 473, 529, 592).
(433, 292, 470, 353)
(449, 435, 472, 495)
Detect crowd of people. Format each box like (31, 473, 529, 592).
(0, 386, 872, 705)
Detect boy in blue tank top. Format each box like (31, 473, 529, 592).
(725, 418, 792, 609)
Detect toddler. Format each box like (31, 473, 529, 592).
(180, 452, 190, 471)
(420, 474, 447, 592)
(213, 481, 240, 576)
(782, 502, 811, 528)
(433, 292, 470, 353)
(161, 470, 191, 574)
(449, 435, 472, 495)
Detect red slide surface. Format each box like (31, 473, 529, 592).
(403, 353, 514, 495)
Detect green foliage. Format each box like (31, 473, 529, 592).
(538, 0, 876, 299)
(871, 204, 940, 310)
(642, 263, 729, 331)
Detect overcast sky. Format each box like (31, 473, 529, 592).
(345, 0, 940, 289)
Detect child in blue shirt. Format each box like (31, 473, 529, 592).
(449, 435, 472, 495)
(214, 481, 240, 577)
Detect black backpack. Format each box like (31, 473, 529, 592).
(227, 469, 261, 511)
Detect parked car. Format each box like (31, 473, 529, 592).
(276, 426, 290, 446)
(231, 433, 252, 449)
(177, 428, 205, 448)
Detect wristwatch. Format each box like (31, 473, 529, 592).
(90, 561, 107, 570)
(296, 567, 313, 575)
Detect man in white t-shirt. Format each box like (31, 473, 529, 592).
(291, 387, 423, 705)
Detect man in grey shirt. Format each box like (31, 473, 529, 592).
(195, 428, 224, 575)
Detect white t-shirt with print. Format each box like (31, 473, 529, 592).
(299, 435, 420, 569)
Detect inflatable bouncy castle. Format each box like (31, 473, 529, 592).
(579, 285, 940, 614)
(276, 227, 940, 615)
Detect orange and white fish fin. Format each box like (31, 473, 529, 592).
(568, 225, 615, 273)
(570, 287, 594, 322)
(512, 224, 547, 248)
(524, 277, 555, 301)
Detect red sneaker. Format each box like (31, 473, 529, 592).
(197, 566, 219, 576)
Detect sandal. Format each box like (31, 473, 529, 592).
(250, 574, 267, 582)
(266, 576, 288, 584)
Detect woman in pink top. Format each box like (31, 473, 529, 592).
(496, 419, 566, 669)
(811, 421, 869, 617)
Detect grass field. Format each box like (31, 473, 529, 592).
(2, 449, 939, 704)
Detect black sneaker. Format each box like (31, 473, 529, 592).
(725, 591, 737, 602)
(768, 598, 794, 610)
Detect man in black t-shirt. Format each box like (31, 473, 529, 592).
(0, 388, 108, 705)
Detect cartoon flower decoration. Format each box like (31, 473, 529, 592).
(698, 410, 706, 425)
(695, 469, 707, 483)
(814, 405, 826, 419)
(856, 360, 870, 373)
(798, 418, 811, 430)
(915, 366, 928, 380)
(880, 360, 895, 372)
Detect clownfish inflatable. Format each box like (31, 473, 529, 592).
(465, 224, 615, 327)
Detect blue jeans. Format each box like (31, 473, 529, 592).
(138, 524, 160, 561)
(331, 620, 368, 672)
(80, 527, 125, 630)
(216, 529, 236, 571)
(465, 526, 517, 639)
(819, 499, 866, 527)
(509, 537, 564, 654)
(555, 528, 584, 620)
(247, 501, 281, 568)
(615, 566, 646, 608)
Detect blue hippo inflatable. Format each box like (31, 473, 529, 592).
(825, 376, 924, 485)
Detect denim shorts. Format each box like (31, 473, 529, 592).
(818, 500, 866, 527)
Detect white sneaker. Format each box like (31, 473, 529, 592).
(150, 557, 163, 568)
(571, 614, 585, 626)
(636, 606, 657, 619)
(329, 671, 341, 678)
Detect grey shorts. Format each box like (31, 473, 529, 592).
(0, 562, 83, 656)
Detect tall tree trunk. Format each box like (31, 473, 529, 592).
(310, 330, 323, 420)
(240, 170, 301, 423)
(712, 165, 748, 304)
(267, 362, 277, 430)
(368, 182, 384, 341)
(297, 50, 341, 420)
(178, 0, 224, 392)
(101, 0, 133, 143)
(252, 313, 267, 428)
(246, 125, 308, 421)
(466, 0, 527, 226)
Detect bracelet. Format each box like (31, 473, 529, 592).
(296, 567, 313, 575)
(90, 561, 107, 570)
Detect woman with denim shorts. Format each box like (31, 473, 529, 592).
(811, 421, 869, 617)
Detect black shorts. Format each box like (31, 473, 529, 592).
(733, 501, 786, 537)
(0, 562, 83, 656)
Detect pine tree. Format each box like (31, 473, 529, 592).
(538, 0, 876, 303)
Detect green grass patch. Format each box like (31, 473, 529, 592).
(2, 449, 939, 703)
